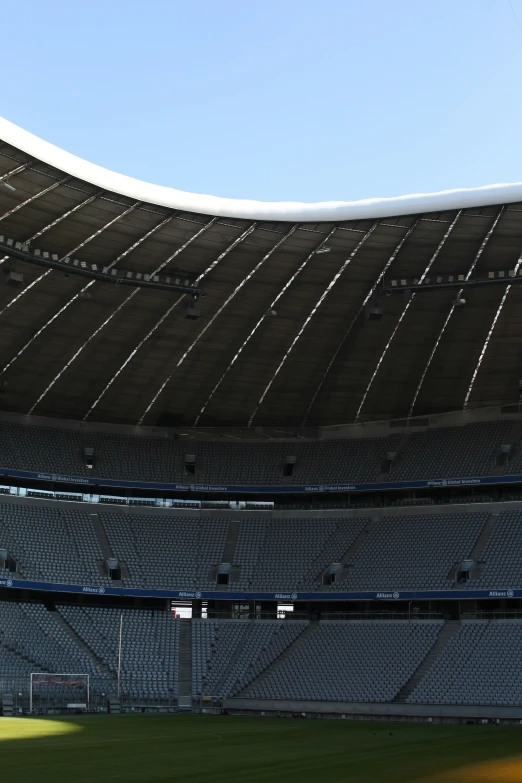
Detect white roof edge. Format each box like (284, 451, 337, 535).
(2, 115, 522, 223)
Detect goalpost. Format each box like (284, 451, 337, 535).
(29, 673, 90, 713)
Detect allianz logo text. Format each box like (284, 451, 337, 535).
(489, 590, 514, 598)
(376, 592, 400, 599)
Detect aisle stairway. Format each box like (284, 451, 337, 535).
(393, 620, 460, 703)
(236, 622, 316, 696)
(178, 620, 192, 710)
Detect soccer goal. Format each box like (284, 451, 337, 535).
(29, 672, 90, 713)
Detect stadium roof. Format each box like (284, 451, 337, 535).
(1, 115, 522, 428)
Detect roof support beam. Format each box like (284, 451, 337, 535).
(137, 224, 299, 425)
(354, 209, 463, 423)
(81, 218, 257, 422)
(132, 221, 256, 424)
(0, 237, 202, 294)
(384, 274, 522, 294)
(27, 214, 175, 413)
(0, 175, 71, 222)
(463, 248, 522, 410)
(248, 222, 379, 427)
(408, 207, 505, 417)
(194, 227, 338, 426)
(81, 216, 218, 421)
(0, 203, 140, 377)
(0, 190, 102, 285)
(302, 219, 419, 425)
(28, 192, 102, 242)
(0, 161, 32, 184)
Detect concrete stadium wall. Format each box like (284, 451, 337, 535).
(226, 697, 522, 721)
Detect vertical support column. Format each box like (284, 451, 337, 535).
(177, 619, 193, 710)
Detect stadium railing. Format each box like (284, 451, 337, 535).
(319, 611, 445, 621)
(203, 611, 310, 621)
(461, 610, 522, 620)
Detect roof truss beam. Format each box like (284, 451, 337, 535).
(0, 202, 140, 377)
(302, 218, 420, 425)
(137, 223, 298, 426)
(0, 238, 203, 295)
(0, 160, 33, 185)
(248, 222, 379, 427)
(26, 213, 191, 414)
(133, 222, 257, 424)
(0, 175, 71, 222)
(81, 218, 259, 421)
(193, 227, 338, 426)
(0, 190, 102, 281)
(463, 248, 522, 410)
(384, 273, 522, 294)
(408, 207, 505, 417)
(354, 209, 463, 423)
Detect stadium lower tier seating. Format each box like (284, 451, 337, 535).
(2, 608, 522, 709)
(406, 620, 522, 706)
(191, 619, 308, 697)
(0, 603, 178, 704)
(1, 416, 521, 486)
(2, 501, 522, 591)
(243, 621, 442, 702)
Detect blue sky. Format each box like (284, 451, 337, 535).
(2, 0, 521, 202)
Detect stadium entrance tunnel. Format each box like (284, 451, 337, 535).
(0, 717, 82, 742)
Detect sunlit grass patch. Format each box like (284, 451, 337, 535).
(421, 753, 522, 783)
(0, 717, 82, 742)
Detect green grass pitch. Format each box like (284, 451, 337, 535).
(1, 713, 522, 782)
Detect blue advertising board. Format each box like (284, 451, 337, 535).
(0, 576, 518, 602)
(2, 465, 522, 495)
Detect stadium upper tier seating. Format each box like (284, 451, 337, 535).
(0, 499, 522, 592)
(1, 417, 521, 485)
(2, 501, 522, 591)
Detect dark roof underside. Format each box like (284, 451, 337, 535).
(1, 141, 522, 428)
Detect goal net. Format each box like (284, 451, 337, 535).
(30, 673, 90, 712)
